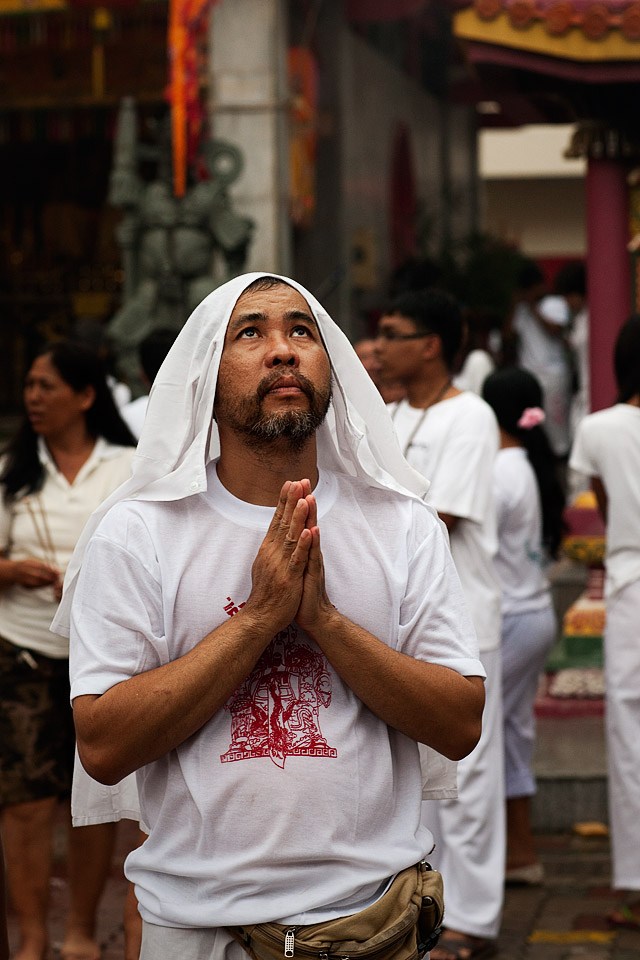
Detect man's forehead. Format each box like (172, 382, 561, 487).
(231, 282, 314, 318)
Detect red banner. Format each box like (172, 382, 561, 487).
(168, 0, 217, 196)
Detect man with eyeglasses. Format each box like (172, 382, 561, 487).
(376, 289, 504, 960)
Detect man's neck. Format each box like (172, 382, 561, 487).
(216, 435, 319, 506)
(404, 369, 457, 409)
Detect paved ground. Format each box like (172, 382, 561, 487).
(6, 814, 640, 960)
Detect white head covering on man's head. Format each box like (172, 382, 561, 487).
(53, 272, 455, 804)
(53, 271, 430, 637)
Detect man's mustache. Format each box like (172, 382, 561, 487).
(257, 372, 316, 401)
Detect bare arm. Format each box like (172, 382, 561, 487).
(73, 481, 316, 785)
(0, 555, 60, 589)
(307, 610, 483, 759)
(592, 476, 608, 525)
(438, 513, 459, 534)
(296, 502, 484, 761)
(74, 481, 484, 783)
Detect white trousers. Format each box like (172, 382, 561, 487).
(420, 647, 505, 939)
(141, 922, 246, 960)
(502, 604, 556, 799)
(604, 580, 640, 891)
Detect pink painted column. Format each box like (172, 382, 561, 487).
(586, 159, 631, 411)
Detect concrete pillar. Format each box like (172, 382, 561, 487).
(586, 159, 631, 411)
(208, 0, 292, 274)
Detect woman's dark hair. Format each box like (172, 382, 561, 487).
(1, 340, 136, 502)
(482, 367, 566, 559)
(614, 314, 640, 403)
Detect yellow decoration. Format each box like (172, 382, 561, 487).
(455, 7, 640, 60)
(571, 489, 597, 509)
(562, 535, 605, 566)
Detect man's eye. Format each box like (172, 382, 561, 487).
(239, 327, 258, 339)
(292, 325, 312, 337)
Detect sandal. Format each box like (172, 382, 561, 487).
(429, 931, 498, 960)
(607, 900, 640, 930)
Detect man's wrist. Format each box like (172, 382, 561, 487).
(298, 602, 342, 641)
(237, 601, 291, 641)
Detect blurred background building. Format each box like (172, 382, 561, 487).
(1, 0, 639, 414)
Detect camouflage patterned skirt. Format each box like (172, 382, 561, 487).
(0, 634, 75, 806)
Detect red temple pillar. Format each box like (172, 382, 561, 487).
(586, 158, 631, 412)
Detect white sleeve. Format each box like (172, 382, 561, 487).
(69, 531, 165, 701)
(428, 409, 497, 524)
(398, 507, 485, 679)
(569, 417, 599, 478)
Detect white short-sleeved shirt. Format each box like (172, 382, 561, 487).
(70, 464, 483, 928)
(390, 392, 501, 652)
(453, 349, 495, 396)
(0, 439, 134, 658)
(569, 403, 640, 597)
(492, 448, 551, 615)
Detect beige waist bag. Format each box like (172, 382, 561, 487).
(228, 860, 444, 960)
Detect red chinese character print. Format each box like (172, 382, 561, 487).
(220, 623, 337, 768)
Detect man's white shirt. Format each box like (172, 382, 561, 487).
(70, 463, 483, 928)
(570, 403, 640, 598)
(389, 393, 501, 652)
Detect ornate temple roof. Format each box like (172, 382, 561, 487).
(445, 0, 640, 153)
(453, 0, 640, 80)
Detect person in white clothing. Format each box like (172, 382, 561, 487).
(0, 341, 136, 960)
(375, 289, 503, 960)
(553, 261, 590, 497)
(52, 274, 486, 960)
(482, 368, 565, 886)
(569, 315, 640, 929)
(505, 260, 573, 458)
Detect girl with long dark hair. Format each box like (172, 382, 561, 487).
(482, 367, 565, 885)
(0, 340, 136, 960)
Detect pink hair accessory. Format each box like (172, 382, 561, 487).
(517, 407, 545, 430)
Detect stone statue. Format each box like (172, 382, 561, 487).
(107, 97, 254, 392)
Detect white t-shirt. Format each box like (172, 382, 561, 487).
(390, 392, 501, 652)
(569, 403, 640, 597)
(70, 464, 483, 928)
(492, 448, 551, 615)
(513, 295, 569, 373)
(0, 439, 134, 658)
(453, 349, 495, 395)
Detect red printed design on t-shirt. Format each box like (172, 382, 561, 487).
(220, 623, 337, 768)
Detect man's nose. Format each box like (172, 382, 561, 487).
(265, 335, 299, 367)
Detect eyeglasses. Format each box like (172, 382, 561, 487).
(375, 329, 434, 342)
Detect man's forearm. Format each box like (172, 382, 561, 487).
(304, 610, 484, 760)
(73, 608, 276, 785)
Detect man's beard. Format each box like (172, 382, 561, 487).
(215, 372, 332, 452)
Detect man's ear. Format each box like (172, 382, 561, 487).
(79, 385, 96, 412)
(421, 333, 442, 362)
